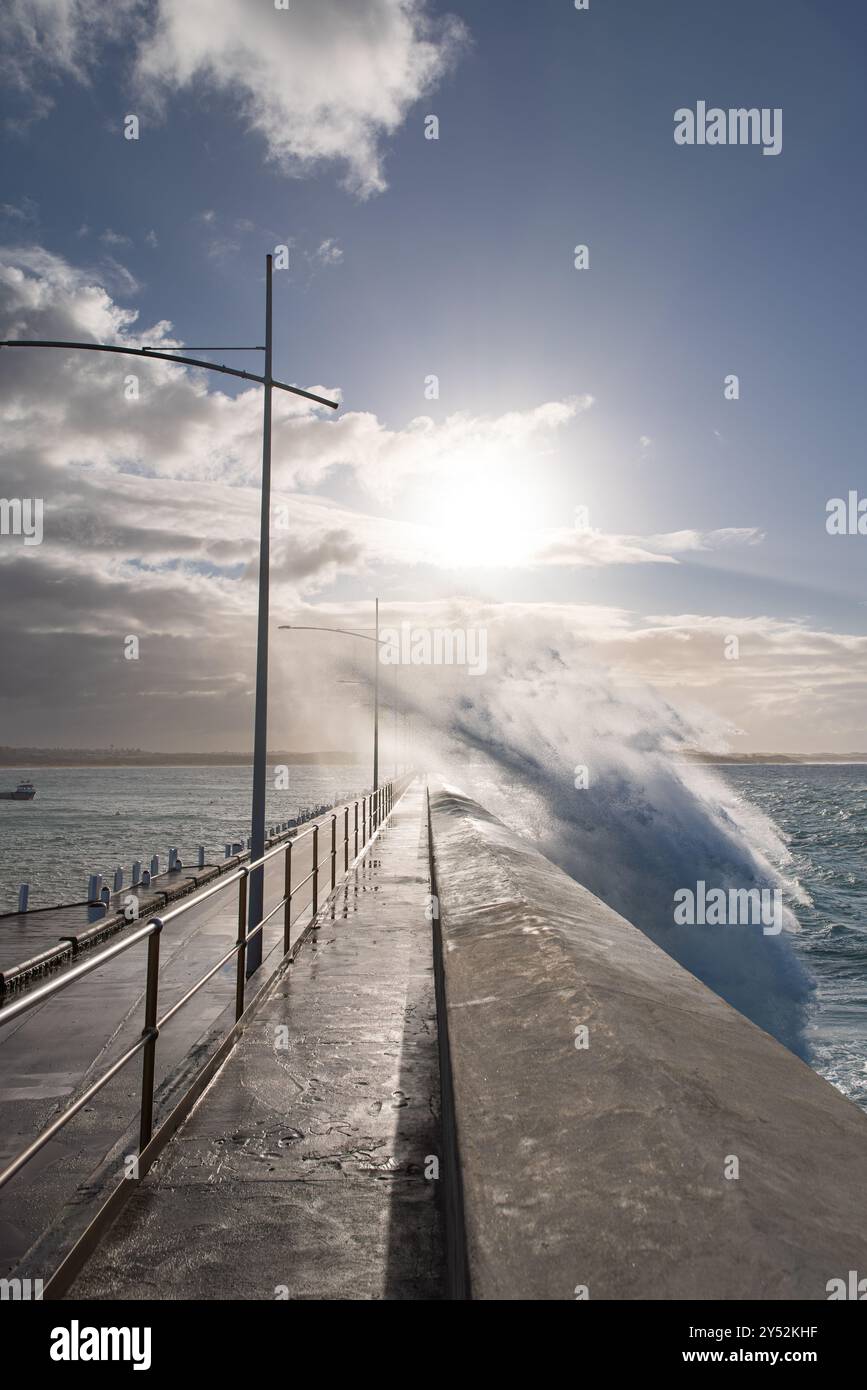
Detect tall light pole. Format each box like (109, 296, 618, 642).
(279, 600, 383, 800)
(246, 256, 274, 973)
(1, 255, 340, 978)
(373, 596, 379, 794)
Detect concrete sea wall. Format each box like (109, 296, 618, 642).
(427, 782, 867, 1301)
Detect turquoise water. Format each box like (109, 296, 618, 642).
(723, 765, 867, 1112)
(0, 764, 369, 912)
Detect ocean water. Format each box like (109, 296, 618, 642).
(434, 745, 867, 1114)
(2, 760, 865, 1113)
(0, 763, 369, 913)
(722, 764, 867, 1113)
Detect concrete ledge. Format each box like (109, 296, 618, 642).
(428, 782, 867, 1301)
(2, 854, 263, 996)
(0, 941, 74, 992)
(1, 810, 355, 998)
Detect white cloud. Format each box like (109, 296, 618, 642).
(315, 238, 343, 266)
(0, 195, 39, 224)
(2, 1, 141, 109)
(0, 248, 847, 753)
(4, 2, 466, 194)
(0, 252, 759, 570)
(532, 524, 762, 570)
(135, 0, 467, 196)
(99, 227, 133, 247)
(646, 527, 765, 553)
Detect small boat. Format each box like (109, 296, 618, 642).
(0, 780, 36, 801)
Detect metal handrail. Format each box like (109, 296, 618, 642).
(0, 775, 412, 1194)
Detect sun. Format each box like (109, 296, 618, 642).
(427, 468, 542, 569)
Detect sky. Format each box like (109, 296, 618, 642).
(1, 0, 866, 754)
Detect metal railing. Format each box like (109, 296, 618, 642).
(0, 775, 414, 1201)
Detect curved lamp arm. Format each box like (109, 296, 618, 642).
(278, 625, 384, 643)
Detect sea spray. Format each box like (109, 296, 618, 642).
(394, 620, 814, 1056)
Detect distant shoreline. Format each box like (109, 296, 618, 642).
(683, 754, 867, 766)
(0, 750, 365, 769)
(697, 760, 867, 768)
(0, 747, 865, 771)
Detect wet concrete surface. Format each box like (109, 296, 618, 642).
(0, 811, 367, 1274)
(429, 782, 867, 1300)
(68, 782, 443, 1300)
(0, 860, 226, 979)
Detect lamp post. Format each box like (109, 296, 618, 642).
(1, 255, 340, 978)
(279, 598, 383, 799)
(342, 653, 400, 780)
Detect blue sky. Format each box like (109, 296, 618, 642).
(1, 0, 865, 752)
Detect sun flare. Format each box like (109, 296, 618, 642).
(427, 469, 543, 569)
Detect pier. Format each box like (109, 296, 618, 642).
(68, 780, 442, 1300)
(2, 777, 867, 1300)
(0, 782, 402, 1276)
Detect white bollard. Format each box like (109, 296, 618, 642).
(88, 873, 102, 903)
(141, 868, 151, 889)
(113, 867, 123, 893)
(150, 855, 159, 877)
(225, 843, 232, 859)
(132, 861, 142, 887)
(100, 885, 111, 905)
(17, 883, 29, 912)
(168, 848, 178, 872)
(197, 845, 205, 869)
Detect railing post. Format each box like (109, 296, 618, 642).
(331, 814, 337, 890)
(235, 870, 248, 1021)
(312, 824, 319, 918)
(283, 838, 292, 955)
(139, 922, 162, 1151)
(344, 806, 349, 871)
(354, 800, 359, 857)
(362, 797, 367, 847)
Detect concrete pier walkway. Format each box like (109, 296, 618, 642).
(67, 781, 444, 1301)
